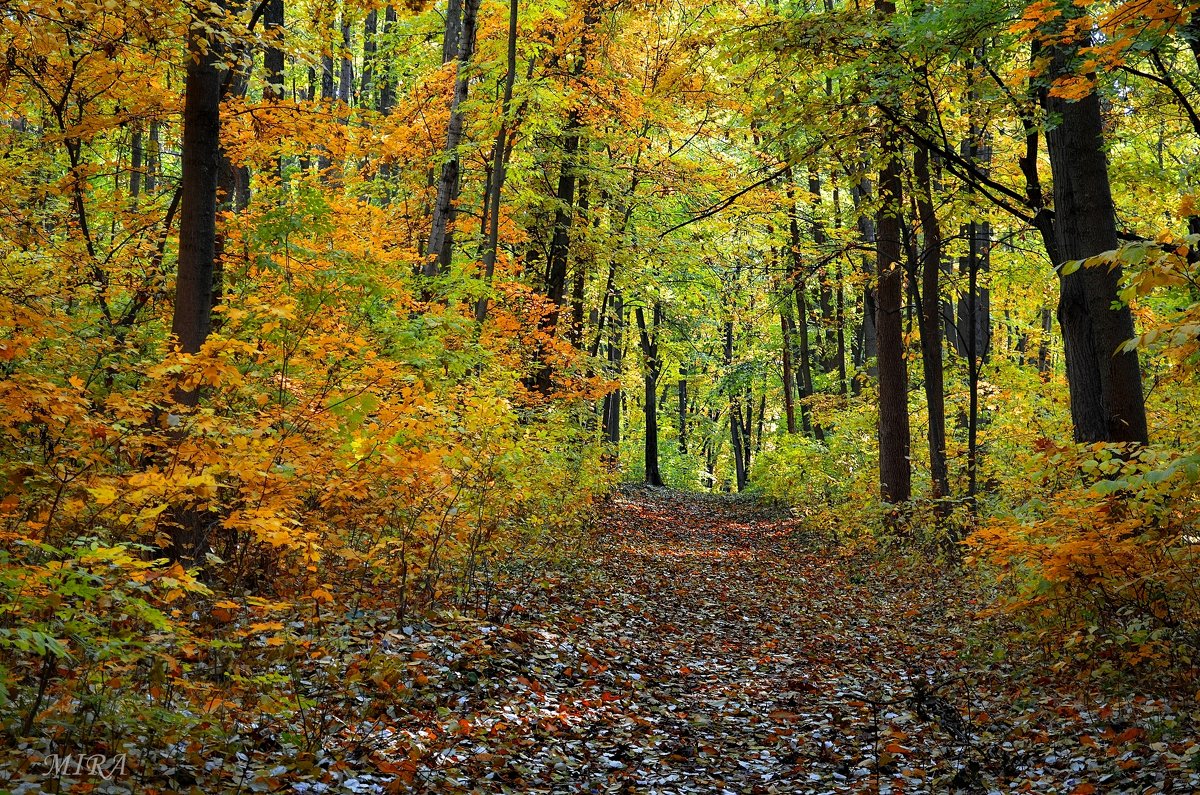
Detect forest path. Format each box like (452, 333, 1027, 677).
(349, 487, 1196, 794)
(542, 486, 985, 793)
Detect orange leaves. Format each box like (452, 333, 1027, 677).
(1009, 0, 1063, 34)
(1048, 74, 1097, 100)
(968, 440, 1200, 676)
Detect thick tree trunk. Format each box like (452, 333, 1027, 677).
(1044, 41, 1149, 444)
(172, 8, 224, 391)
(442, 0, 463, 64)
(263, 2, 285, 97)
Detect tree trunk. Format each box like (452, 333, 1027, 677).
(361, 9, 377, 106)
(256, 0, 285, 186)
(678, 365, 689, 454)
(851, 177, 878, 383)
(1044, 37, 1149, 444)
(808, 168, 837, 372)
(913, 129, 950, 505)
(835, 257, 848, 396)
(425, 0, 481, 276)
(1037, 306, 1053, 373)
(130, 125, 143, 201)
(317, 38, 335, 177)
(533, 5, 596, 388)
(339, 19, 353, 106)
(874, 27, 912, 503)
(568, 177, 589, 347)
(475, 0, 519, 322)
(378, 7, 398, 115)
(725, 317, 748, 492)
(786, 170, 822, 439)
(780, 308, 797, 434)
(636, 304, 663, 487)
(172, 6, 224, 395)
(146, 121, 160, 194)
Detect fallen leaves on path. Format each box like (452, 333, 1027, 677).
(11, 487, 1198, 793)
(328, 487, 1200, 793)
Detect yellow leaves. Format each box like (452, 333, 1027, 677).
(1103, 0, 1184, 31)
(1048, 75, 1095, 101)
(88, 485, 118, 506)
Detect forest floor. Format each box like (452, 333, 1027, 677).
(285, 486, 1199, 794)
(12, 487, 1200, 794)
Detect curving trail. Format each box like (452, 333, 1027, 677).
(322, 487, 1198, 794)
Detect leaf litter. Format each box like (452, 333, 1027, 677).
(319, 487, 1200, 793)
(10, 486, 1198, 793)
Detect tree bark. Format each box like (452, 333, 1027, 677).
(851, 177, 878, 383)
(913, 129, 950, 505)
(636, 304, 664, 487)
(678, 365, 689, 454)
(1044, 36, 1149, 444)
(475, 0, 520, 322)
(361, 8, 377, 105)
(425, 0, 481, 276)
(780, 308, 797, 434)
(339, 18, 353, 106)
(725, 317, 748, 492)
(172, 5, 224, 401)
(873, 14, 912, 503)
(378, 7, 398, 115)
(603, 293, 624, 446)
(786, 170, 822, 439)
